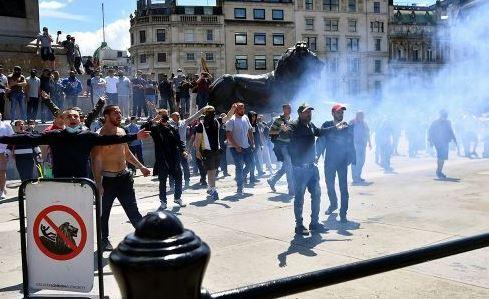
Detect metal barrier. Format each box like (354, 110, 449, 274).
(109, 211, 489, 299)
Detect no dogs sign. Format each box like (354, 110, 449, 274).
(25, 181, 95, 292)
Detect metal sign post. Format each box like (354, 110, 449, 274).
(18, 178, 104, 298)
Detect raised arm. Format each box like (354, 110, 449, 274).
(0, 132, 55, 146)
(40, 91, 61, 117)
(90, 129, 149, 146)
(84, 96, 106, 128)
(183, 107, 206, 126)
(222, 104, 237, 123)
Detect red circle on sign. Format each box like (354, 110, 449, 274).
(33, 205, 87, 261)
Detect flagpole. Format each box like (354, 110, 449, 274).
(102, 2, 106, 43)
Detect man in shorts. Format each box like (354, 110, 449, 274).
(36, 27, 56, 69)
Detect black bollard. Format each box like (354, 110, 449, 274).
(109, 211, 211, 299)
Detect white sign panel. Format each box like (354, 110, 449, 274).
(25, 181, 95, 292)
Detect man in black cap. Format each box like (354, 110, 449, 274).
(317, 103, 356, 223)
(288, 104, 328, 235)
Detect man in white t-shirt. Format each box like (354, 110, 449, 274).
(0, 65, 7, 117)
(105, 68, 119, 105)
(225, 102, 255, 194)
(0, 113, 14, 199)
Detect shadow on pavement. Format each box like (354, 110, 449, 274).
(434, 177, 461, 182)
(0, 283, 22, 293)
(267, 193, 292, 203)
(220, 193, 252, 202)
(323, 213, 361, 237)
(190, 198, 231, 208)
(277, 232, 349, 268)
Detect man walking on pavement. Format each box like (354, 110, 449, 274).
(226, 102, 254, 195)
(142, 109, 188, 210)
(91, 105, 150, 251)
(428, 109, 457, 179)
(267, 104, 294, 196)
(317, 104, 356, 223)
(287, 104, 327, 235)
(350, 111, 371, 184)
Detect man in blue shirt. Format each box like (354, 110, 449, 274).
(61, 71, 82, 108)
(131, 70, 147, 117)
(125, 116, 144, 174)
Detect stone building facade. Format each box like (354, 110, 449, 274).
(128, 0, 226, 81)
(294, 0, 390, 99)
(222, 0, 295, 75)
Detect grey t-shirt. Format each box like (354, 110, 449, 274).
(37, 34, 52, 47)
(226, 115, 252, 149)
(116, 76, 131, 96)
(27, 76, 41, 98)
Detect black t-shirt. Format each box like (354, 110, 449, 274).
(40, 76, 51, 93)
(196, 117, 222, 151)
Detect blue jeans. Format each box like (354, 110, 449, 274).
(9, 90, 26, 120)
(230, 147, 253, 189)
(107, 93, 118, 105)
(65, 94, 78, 108)
(244, 148, 257, 180)
(351, 143, 366, 181)
(293, 165, 321, 226)
(325, 159, 349, 217)
(269, 143, 294, 193)
(179, 95, 190, 115)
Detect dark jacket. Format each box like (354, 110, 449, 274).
(288, 119, 322, 167)
(317, 121, 356, 166)
(0, 130, 137, 178)
(142, 120, 185, 169)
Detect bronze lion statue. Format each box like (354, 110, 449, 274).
(209, 42, 324, 112)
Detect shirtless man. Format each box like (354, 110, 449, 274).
(91, 105, 151, 251)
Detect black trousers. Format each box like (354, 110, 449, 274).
(158, 161, 182, 203)
(128, 144, 144, 171)
(324, 160, 349, 217)
(74, 57, 82, 74)
(0, 92, 5, 116)
(101, 172, 142, 239)
(219, 145, 228, 174)
(15, 155, 36, 181)
(27, 97, 39, 120)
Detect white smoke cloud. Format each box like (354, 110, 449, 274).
(69, 18, 131, 57)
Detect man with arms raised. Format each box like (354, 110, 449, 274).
(91, 105, 151, 251)
(0, 108, 149, 178)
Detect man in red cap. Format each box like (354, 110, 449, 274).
(317, 103, 356, 223)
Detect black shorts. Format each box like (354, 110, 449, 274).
(41, 47, 55, 61)
(202, 150, 221, 171)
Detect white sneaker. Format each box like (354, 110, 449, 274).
(159, 202, 167, 210)
(0, 192, 5, 200)
(174, 198, 186, 207)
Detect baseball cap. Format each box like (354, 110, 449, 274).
(297, 103, 314, 114)
(331, 103, 346, 113)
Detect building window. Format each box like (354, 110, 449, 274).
(272, 9, 284, 20)
(305, 0, 313, 10)
(374, 2, 380, 13)
(374, 59, 382, 73)
(370, 21, 384, 33)
(325, 18, 338, 31)
(273, 55, 281, 68)
(323, 0, 339, 12)
(255, 55, 267, 70)
(140, 54, 147, 63)
(347, 37, 359, 52)
(348, 57, 360, 73)
(235, 32, 247, 45)
(348, 79, 360, 95)
(117, 51, 123, 58)
(375, 38, 381, 51)
(348, 0, 357, 12)
(185, 7, 194, 15)
(205, 52, 214, 61)
(130, 33, 134, 45)
(206, 29, 213, 41)
(273, 34, 285, 46)
(327, 57, 339, 72)
(254, 9, 265, 20)
(156, 29, 166, 42)
(325, 37, 338, 52)
(427, 48, 433, 62)
(186, 53, 195, 61)
(413, 49, 419, 62)
(305, 36, 317, 51)
(184, 30, 195, 42)
(204, 7, 213, 15)
(139, 30, 146, 43)
(157, 53, 167, 62)
(374, 80, 382, 98)
(234, 8, 246, 19)
(235, 55, 248, 70)
(348, 19, 357, 32)
(305, 18, 314, 30)
(254, 33, 266, 45)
